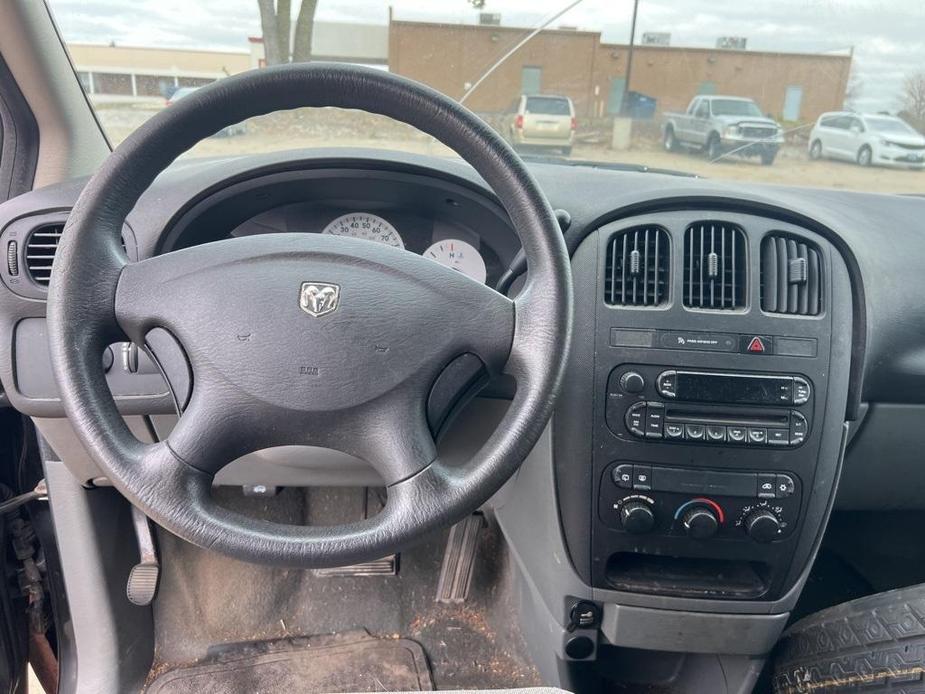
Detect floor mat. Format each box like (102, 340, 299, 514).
(147, 630, 433, 694)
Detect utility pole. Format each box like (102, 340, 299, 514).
(620, 0, 639, 116)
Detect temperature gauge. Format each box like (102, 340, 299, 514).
(423, 239, 487, 284)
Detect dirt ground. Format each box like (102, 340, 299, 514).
(96, 104, 925, 195)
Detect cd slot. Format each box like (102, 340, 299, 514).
(664, 408, 789, 428)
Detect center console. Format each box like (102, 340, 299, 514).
(553, 209, 854, 616)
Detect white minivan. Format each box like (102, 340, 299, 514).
(808, 112, 925, 168)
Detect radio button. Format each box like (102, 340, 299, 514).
(747, 427, 768, 445)
(767, 428, 789, 446)
(613, 464, 634, 489)
(726, 426, 748, 443)
(775, 474, 795, 498)
(656, 370, 678, 398)
(705, 425, 727, 442)
(664, 422, 685, 440)
(790, 412, 808, 445)
(625, 402, 646, 437)
(684, 423, 705, 441)
(645, 404, 665, 439)
(757, 473, 777, 499)
(793, 377, 811, 405)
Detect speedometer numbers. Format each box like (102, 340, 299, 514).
(424, 239, 487, 283)
(321, 213, 404, 248)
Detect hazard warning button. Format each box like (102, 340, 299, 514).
(741, 335, 773, 354)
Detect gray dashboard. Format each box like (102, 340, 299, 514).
(0, 148, 922, 514)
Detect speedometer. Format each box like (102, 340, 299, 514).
(423, 239, 487, 284)
(321, 213, 404, 248)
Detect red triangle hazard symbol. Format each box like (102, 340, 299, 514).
(747, 337, 766, 353)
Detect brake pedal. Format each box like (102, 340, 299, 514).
(126, 505, 160, 606)
(314, 555, 398, 577)
(436, 513, 484, 603)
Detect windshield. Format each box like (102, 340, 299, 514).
(865, 116, 919, 136)
(47, 0, 925, 194)
(710, 100, 764, 118)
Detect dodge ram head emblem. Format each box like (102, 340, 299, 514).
(299, 282, 340, 317)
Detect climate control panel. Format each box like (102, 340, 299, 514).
(600, 462, 802, 543)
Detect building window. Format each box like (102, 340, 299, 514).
(76, 71, 93, 94)
(521, 66, 542, 95)
(94, 72, 133, 96)
(697, 81, 717, 95)
(783, 85, 803, 121)
(135, 74, 177, 98)
(177, 77, 215, 88)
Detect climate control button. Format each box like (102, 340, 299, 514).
(744, 508, 782, 543)
(681, 506, 720, 540)
(621, 499, 656, 534)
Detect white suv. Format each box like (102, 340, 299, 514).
(809, 112, 925, 169)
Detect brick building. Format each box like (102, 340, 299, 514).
(388, 20, 852, 123)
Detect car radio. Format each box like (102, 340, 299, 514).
(606, 365, 813, 448)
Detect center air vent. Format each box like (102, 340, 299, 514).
(683, 222, 747, 310)
(24, 223, 64, 287)
(604, 226, 670, 307)
(760, 233, 822, 316)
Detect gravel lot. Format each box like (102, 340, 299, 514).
(95, 104, 925, 195)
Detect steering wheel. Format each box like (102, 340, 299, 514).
(47, 64, 572, 568)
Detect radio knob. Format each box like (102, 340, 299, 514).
(621, 500, 656, 534)
(744, 508, 782, 543)
(682, 506, 719, 540)
(620, 371, 646, 394)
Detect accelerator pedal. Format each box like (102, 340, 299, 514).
(435, 513, 484, 603)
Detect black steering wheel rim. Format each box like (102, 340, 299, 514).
(47, 63, 572, 568)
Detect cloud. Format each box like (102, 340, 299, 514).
(47, 0, 925, 112)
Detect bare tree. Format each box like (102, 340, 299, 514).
(902, 71, 925, 123)
(257, 0, 318, 65)
(843, 64, 863, 111)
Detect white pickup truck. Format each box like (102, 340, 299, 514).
(663, 95, 785, 165)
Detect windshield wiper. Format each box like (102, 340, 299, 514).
(518, 153, 698, 178)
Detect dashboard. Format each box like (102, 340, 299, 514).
(3, 147, 925, 665)
(0, 143, 925, 680)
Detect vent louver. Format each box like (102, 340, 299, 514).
(604, 226, 670, 307)
(24, 223, 64, 287)
(683, 222, 747, 310)
(760, 233, 822, 316)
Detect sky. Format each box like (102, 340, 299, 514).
(48, 0, 925, 113)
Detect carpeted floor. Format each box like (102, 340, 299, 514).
(146, 486, 542, 692)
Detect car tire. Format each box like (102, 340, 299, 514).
(706, 135, 722, 161)
(774, 584, 925, 693)
(857, 145, 873, 167)
(664, 127, 678, 152)
(809, 140, 822, 160)
(562, 146, 572, 156)
(760, 150, 777, 166)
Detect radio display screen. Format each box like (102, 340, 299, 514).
(676, 372, 791, 405)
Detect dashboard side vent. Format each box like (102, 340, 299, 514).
(761, 233, 822, 316)
(24, 223, 64, 287)
(604, 226, 670, 307)
(683, 222, 747, 310)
